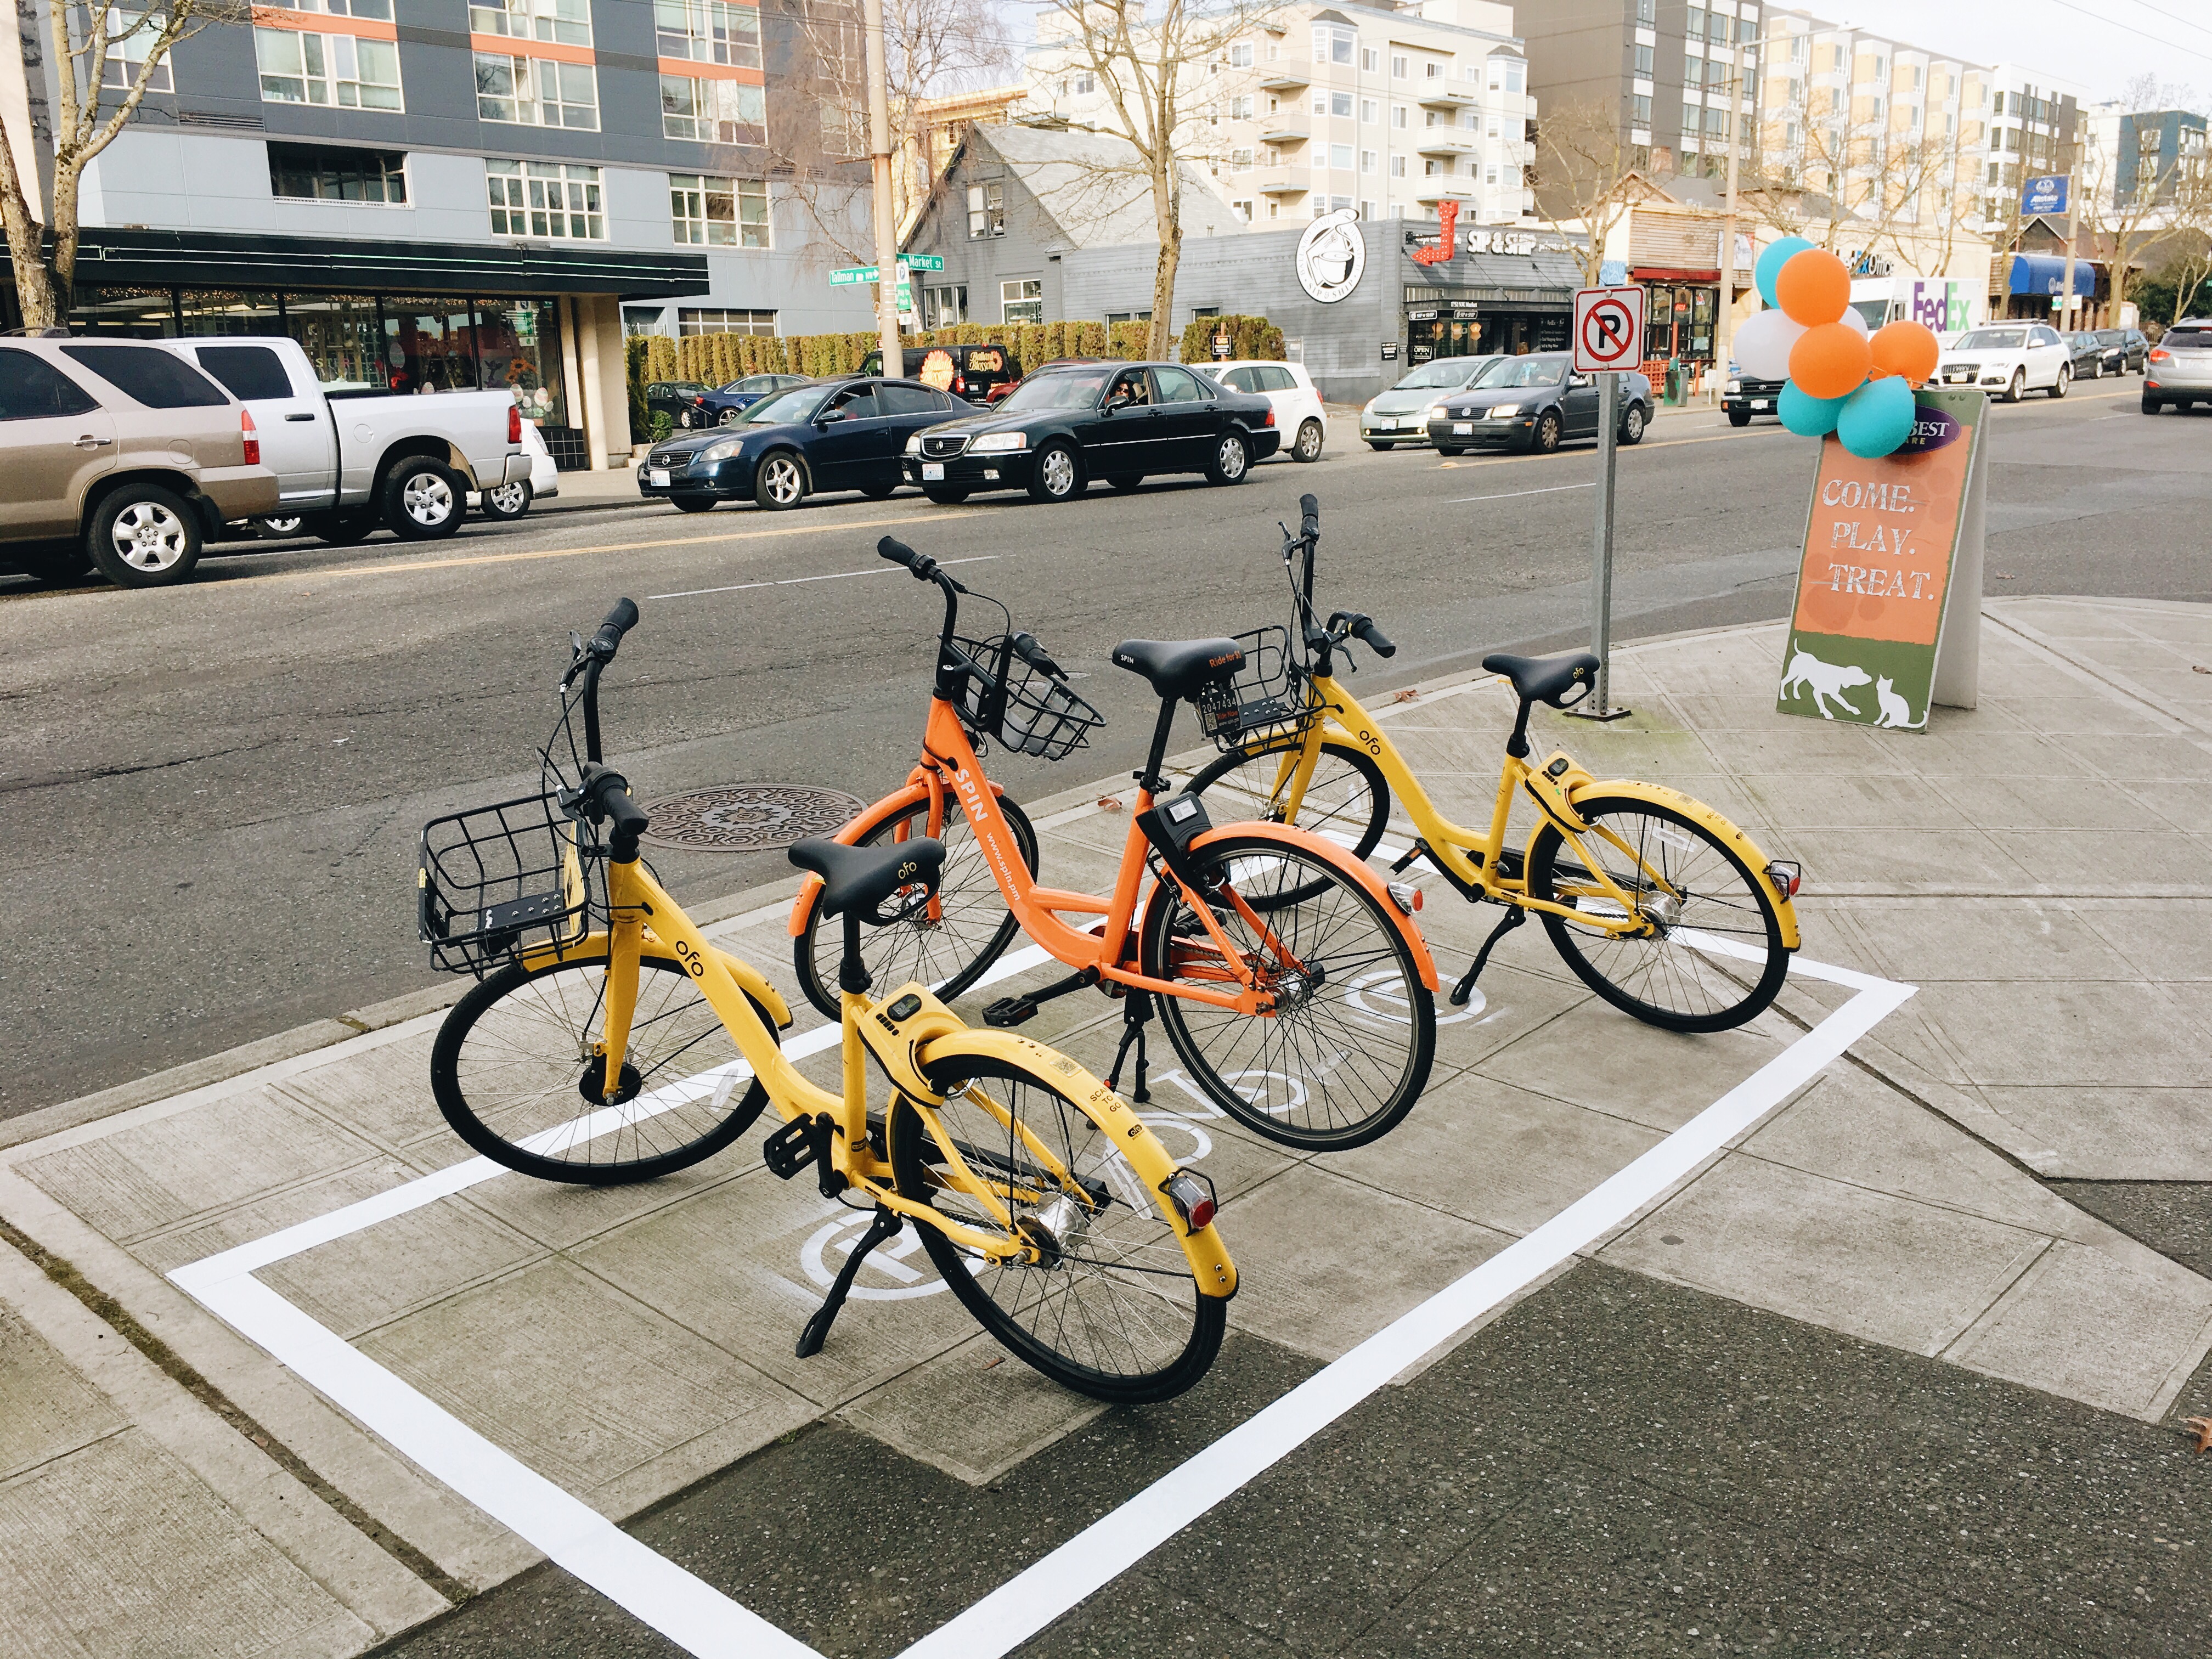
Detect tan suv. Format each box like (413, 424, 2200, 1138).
(1, 336, 279, 589)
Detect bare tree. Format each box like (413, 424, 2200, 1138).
(1030, 0, 1284, 360)
(0, 0, 243, 328)
(884, 0, 1012, 230)
(2077, 85, 2212, 324)
(1528, 97, 1640, 286)
(1747, 77, 1971, 270)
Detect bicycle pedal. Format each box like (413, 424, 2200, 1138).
(761, 1114, 820, 1180)
(982, 995, 1037, 1028)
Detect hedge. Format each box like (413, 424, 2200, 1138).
(1178, 314, 1287, 364)
(664, 316, 1286, 388)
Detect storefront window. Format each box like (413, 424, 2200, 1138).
(72, 286, 178, 337)
(1644, 281, 1719, 361)
(472, 297, 564, 424)
(383, 298, 477, 393)
(178, 290, 284, 335)
(284, 293, 385, 388)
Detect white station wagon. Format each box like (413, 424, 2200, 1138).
(1935, 323, 2075, 402)
(1205, 359, 1328, 462)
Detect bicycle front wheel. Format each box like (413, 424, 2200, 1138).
(793, 792, 1040, 1020)
(1527, 795, 1788, 1032)
(431, 953, 776, 1183)
(890, 1056, 1226, 1403)
(1144, 835, 1435, 1151)
(1186, 732, 1391, 878)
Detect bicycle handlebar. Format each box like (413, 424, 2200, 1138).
(1299, 494, 1319, 542)
(589, 598, 638, 660)
(1009, 631, 1063, 679)
(1348, 614, 1396, 658)
(577, 763, 649, 862)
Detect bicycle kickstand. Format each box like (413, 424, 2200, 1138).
(796, 1204, 902, 1359)
(1452, 906, 1525, 1007)
(1104, 991, 1154, 1104)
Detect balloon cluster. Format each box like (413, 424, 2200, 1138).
(1731, 238, 1942, 458)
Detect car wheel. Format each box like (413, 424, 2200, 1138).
(86, 482, 203, 588)
(381, 459, 469, 541)
(1028, 441, 1082, 502)
(1206, 431, 1250, 486)
(1530, 410, 1562, 454)
(2006, 368, 2026, 402)
(1435, 444, 1466, 457)
(719, 409, 744, 427)
(1365, 440, 1394, 451)
(670, 494, 718, 512)
(479, 481, 532, 521)
(13, 543, 94, 588)
(2142, 393, 2162, 414)
(754, 450, 808, 510)
(1727, 408, 1752, 427)
(923, 487, 970, 505)
(2087, 359, 2101, 380)
(1293, 419, 1324, 462)
(256, 515, 306, 539)
(860, 481, 898, 499)
(307, 510, 376, 546)
(2049, 364, 2069, 399)
(1107, 474, 1144, 492)
(1620, 403, 1648, 445)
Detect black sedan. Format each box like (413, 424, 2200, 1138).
(901, 361, 1279, 504)
(1424, 353, 1652, 454)
(681, 372, 813, 428)
(636, 377, 975, 512)
(2066, 331, 2121, 381)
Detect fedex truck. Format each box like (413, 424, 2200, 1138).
(1848, 275, 1982, 340)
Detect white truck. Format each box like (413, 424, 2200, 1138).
(1847, 275, 1982, 341)
(154, 336, 529, 544)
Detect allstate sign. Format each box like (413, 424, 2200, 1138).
(2019, 173, 2069, 216)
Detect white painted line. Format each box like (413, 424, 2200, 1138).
(1446, 482, 1596, 505)
(895, 953, 1912, 1659)
(652, 554, 1001, 602)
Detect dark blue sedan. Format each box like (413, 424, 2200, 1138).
(679, 372, 814, 428)
(638, 377, 974, 511)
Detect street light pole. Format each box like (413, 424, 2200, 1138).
(861, 0, 901, 379)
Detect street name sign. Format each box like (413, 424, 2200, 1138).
(1573, 285, 1644, 374)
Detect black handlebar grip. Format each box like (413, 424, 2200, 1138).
(1010, 631, 1062, 678)
(1353, 618, 1397, 658)
(1299, 494, 1320, 540)
(878, 536, 917, 568)
(589, 597, 639, 658)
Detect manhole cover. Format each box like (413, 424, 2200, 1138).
(641, 784, 866, 851)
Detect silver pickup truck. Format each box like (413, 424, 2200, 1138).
(156, 336, 529, 544)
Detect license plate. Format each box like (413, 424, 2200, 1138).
(1452, 421, 1473, 435)
(1749, 399, 1768, 410)
(1375, 419, 1397, 431)
(648, 468, 670, 487)
(1946, 372, 1970, 383)
(922, 462, 945, 481)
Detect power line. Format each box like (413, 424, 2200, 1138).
(2041, 0, 2212, 70)
(2115, 0, 2212, 46)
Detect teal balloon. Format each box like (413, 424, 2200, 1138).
(1836, 376, 1917, 458)
(1754, 235, 1815, 309)
(1779, 381, 1847, 437)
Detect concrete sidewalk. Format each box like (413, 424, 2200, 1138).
(2, 596, 2208, 1657)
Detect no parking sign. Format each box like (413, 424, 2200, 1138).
(1573, 285, 1644, 374)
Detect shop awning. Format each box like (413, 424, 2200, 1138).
(2007, 254, 2095, 297)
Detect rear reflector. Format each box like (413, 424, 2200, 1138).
(1386, 881, 1422, 915)
(1163, 1170, 1217, 1232)
(1765, 860, 1802, 899)
(240, 408, 259, 466)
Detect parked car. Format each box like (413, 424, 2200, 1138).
(1426, 353, 1652, 454)
(2143, 319, 2212, 413)
(901, 360, 1279, 504)
(2095, 327, 2149, 374)
(636, 376, 969, 511)
(2065, 331, 2121, 380)
(157, 336, 526, 544)
(646, 380, 714, 429)
(0, 337, 278, 588)
(1934, 323, 2073, 400)
(681, 373, 812, 428)
(1361, 357, 1500, 449)
(861, 342, 1024, 404)
(1724, 366, 1786, 426)
(474, 420, 559, 520)
(1205, 359, 1328, 462)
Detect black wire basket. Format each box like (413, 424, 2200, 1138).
(419, 789, 598, 976)
(1194, 626, 1311, 752)
(946, 633, 1104, 763)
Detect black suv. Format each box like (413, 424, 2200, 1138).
(2094, 328, 2149, 375)
(861, 342, 1024, 404)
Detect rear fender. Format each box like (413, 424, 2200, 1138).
(1185, 821, 1440, 991)
(785, 772, 1009, 936)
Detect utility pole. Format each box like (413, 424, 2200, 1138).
(1716, 58, 1745, 403)
(861, 0, 902, 378)
(2058, 174, 2079, 331)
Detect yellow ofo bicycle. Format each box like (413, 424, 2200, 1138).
(418, 601, 1234, 1402)
(1182, 496, 1803, 1031)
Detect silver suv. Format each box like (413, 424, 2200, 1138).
(1, 337, 279, 588)
(2143, 320, 2212, 414)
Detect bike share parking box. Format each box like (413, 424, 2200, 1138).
(1775, 387, 1989, 731)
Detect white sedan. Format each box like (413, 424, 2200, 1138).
(1934, 323, 2074, 402)
(1205, 359, 1328, 462)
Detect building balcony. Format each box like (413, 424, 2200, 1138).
(1418, 88, 1479, 111)
(1259, 72, 1309, 92)
(1257, 125, 1308, 146)
(1416, 136, 1479, 157)
(1413, 180, 1478, 205)
(1252, 170, 1309, 196)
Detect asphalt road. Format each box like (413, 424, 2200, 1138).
(2, 383, 2202, 1120)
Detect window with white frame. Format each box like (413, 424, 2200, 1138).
(1361, 46, 1378, 72)
(669, 173, 768, 246)
(1329, 142, 1352, 169)
(1229, 42, 1252, 67)
(486, 159, 603, 238)
(1230, 93, 1252, 119)
(1267, 200, 1279, 218)
(1001, 278, 1042, 325)
(1231, 199, 1252, 221)
(923, 285, 966, 328)
(1330, 89, 1351, 118)
(1360, 98, 1376, 123)
(659, 74, 763, 140)
(1392, 104, 1407, 128)
(1359, 148, 1375, 173)
(1460, 108, 1477, 129)
(653, 0, 760, 66)
(968, 180, 1003, 236)
(257, 27, 403, 110)
(1425, 60, 1441, 80)
(258, 0, 390, 15)
(1360, 198, 1376, 219)
(1229, 146, 1253, 170)
(1505, 60, 1522, 92)
(470, 0, 590, 47)
(100, 10, 173, 91)
(1391, 53, 1406, 79)
(1388, 154, 1403, 176)
(1311, 145, 1327, 171)
(477, 53, 596, 127)
(678, 308, 775, 335)
(1313, 24, 1352, 64)
(821, 95, 865, 157)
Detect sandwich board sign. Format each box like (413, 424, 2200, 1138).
(1776, 386, 1988, 731)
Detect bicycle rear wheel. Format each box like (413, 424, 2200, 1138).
(1527, 795, 1787, 1032)
(793, 792, 1039, 1019)
(890, 1056, 1226, 1403)
(1144, 835, 1434, 1151)
(1186, 732, 1391, 880)
(431, 953, 776, 1183)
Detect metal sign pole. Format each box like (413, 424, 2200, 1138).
(1588, 369, 1625, 717)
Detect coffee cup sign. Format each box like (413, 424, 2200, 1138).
(1776, 387, 1987, 731)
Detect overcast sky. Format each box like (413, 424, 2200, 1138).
(1808, 0, 2212, 105)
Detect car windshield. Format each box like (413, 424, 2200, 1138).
(1472, 356, 1567, 390)
(1957, 329, 2027, 349)
(997, 370, 1110, 410)
(2163, 327, 2212, 348)
(1392, 359, 1482, 390)
(744, 386, 828, 425)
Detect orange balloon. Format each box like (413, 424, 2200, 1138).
(1870, 319, 1940, 386)
(1789, 322, 1874, 400)
(1775, 249, 1851, 326)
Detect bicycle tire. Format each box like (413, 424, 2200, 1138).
(1526, 794, 1787, 1033)
(432, 952, 777, 1184)
(889, 1055, 1226, 1403)
(1143, 834, 1435, 1151)
(1186, 733, 1392, 901)
(792, 791, 1040, 1020)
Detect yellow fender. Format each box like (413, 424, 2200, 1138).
(1528, 778, 1802, 952)
(516, 933, 794, 1029)
(912, 1027, 1239, 1301)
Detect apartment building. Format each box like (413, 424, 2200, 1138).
(1028, 1, 1541, 230)
(1521, 0, 1764, 184)
(2083, 103, 2205, 213)
(1977, 65, 2083, 227)
(0, 0, 877, 470)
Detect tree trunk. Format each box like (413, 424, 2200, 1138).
(0, 123, 67, 329)
(1146, 152, 1180, 362)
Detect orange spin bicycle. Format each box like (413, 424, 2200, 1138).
(788, 537, 1440, 1153)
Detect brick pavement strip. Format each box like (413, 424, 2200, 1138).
(1, 598, 2209, 1657)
